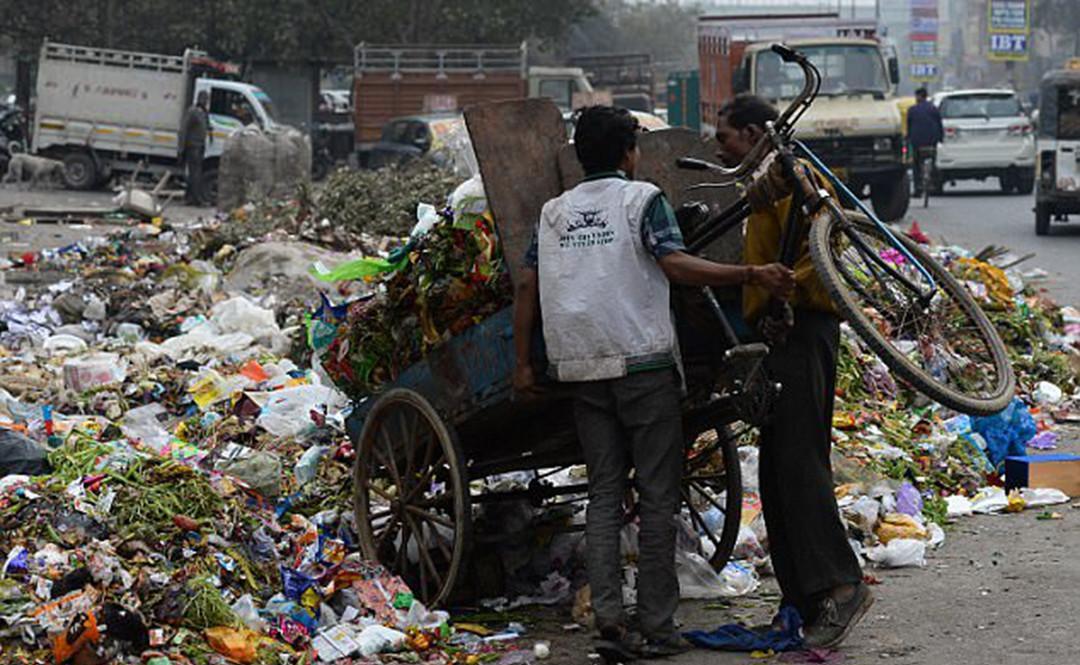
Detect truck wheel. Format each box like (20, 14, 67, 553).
(1035, 202, 1051, 236)
(870, 172, 911, 222)
(1016, 170, 1035, 195)
(62, 152, 99, 190)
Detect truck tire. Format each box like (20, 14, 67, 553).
(870, 172, 911, 222)
(1035, 202, 1050, 236)
(61, 152, 99, 190)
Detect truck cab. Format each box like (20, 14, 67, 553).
(741, 38, 908, 220)
(697, 14, 910, 221)
(197, 79, 278, 155)
(526, 67, 594, 111)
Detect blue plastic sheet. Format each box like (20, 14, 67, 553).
(971, 397, 1036, 472)
(684, 605, 804, 652)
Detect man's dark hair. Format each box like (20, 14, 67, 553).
(915, 87, 929, 100)
(717, 93, 779, 131)
(573, 105, 639, 174)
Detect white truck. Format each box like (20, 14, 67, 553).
(32, 40, 279, 194)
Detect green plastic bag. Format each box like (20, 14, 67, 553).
(309, 256, 405, 283)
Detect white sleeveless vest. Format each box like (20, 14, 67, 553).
(538, 177, 676, 382)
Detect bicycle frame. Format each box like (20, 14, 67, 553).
(680, 43, 938, 305)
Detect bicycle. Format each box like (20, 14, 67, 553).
(914, 145, 937, 208)
(677, 44, 1014, 416)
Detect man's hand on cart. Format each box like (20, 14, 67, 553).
(512, 363, 545, 401)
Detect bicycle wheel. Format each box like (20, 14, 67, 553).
(809, 207, 1014, 415)
(922, 159, 931, 208)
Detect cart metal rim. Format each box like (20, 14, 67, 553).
(353, 388, 472, 606)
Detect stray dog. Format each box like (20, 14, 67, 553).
(2, 154, 66, 189)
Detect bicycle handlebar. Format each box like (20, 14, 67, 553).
(676, 43, 820, 178)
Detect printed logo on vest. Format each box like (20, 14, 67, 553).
(560, 209, 616, 249)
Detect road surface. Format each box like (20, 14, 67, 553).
(903, 181, 1079, 306)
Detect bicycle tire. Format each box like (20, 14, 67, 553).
(921, 158, 932, 208)
(683, 425, 743, 571)
(809, 207, 1015, 415)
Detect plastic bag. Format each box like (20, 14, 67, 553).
(927, 523, 946, 549)
(676, 551, 758, 599)
(1027, 431, 1058, 450)
(1020, 487, 1069, 507)
(970, 487, 1009, 514)
(205, 627, 258, 664)
(356, 624, 407, 657)
(231, 594, 267, 632)
(894, 482, 924, 517)
(256, 384, 347, 439)
(945, 494, 974, 518)
(120, 403, 171, 453)
(217, 448, 282, 499)
(295, 445, 330, 485)
(42, 334, 87, 355)
(865, 538, 926, 568)
(842, 495, 881, 535)
(210, 297, 280, 342)
(63, 353, 126, 392)
(874, 513, 927, 544)
(1031, 381, 1063, 405)
(971, 397, 1036, 471)
(739, 445, 760, 493)
(0, 429, 50, 476)
(311, 256, 404, 283)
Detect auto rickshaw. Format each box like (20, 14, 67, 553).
(1034, 61, 1080, 235)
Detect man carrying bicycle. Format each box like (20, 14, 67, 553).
(714, 94, 872, 648)
(908, 87, 944, 197)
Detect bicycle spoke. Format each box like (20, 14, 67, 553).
(819, 214, 1011, 409)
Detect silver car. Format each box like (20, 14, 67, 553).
(932, 89, 1036, 194)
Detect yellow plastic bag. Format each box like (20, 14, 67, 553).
(874, 513, 927, 544)
(205, 627, 257, 664)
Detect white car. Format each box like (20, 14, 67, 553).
(932, 89, 1036, 194)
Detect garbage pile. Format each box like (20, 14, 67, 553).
(315, 206, 511, 398)
(814, 231, 1080, 571)
(218, 126, 312, 212)
(0, 205, 533, 663)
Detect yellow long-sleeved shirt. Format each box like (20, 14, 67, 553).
(742, 163, 839, 323)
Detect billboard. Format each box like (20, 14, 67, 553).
(910, 0, 939, 83)
(988, 0, 1030, 61)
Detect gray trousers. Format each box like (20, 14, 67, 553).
(184, 146, 205, 205)
(573, 368, 683, 640)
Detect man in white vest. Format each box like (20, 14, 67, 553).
(512, 106, 795, 661)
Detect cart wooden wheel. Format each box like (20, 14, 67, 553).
(682, 423, 744, 571)
(353, 388, 471, 606)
